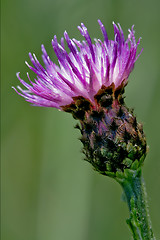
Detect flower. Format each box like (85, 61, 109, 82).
(14, 20, 146, 175)
(13, 20, 142, 109)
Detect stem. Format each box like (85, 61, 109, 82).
(115, 168, 155, 240)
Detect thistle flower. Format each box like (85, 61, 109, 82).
(14, 20, 142, 108)
(13, 20, 146, 176)
(14, 21, 156, 239)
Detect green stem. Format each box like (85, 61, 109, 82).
(115, 168, 155, 240)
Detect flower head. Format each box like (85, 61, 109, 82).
(13, 20, 142, 109)
(14, 20, 146, 176)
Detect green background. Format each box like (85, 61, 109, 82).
(1, 0, 160, 239)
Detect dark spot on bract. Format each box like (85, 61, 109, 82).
(73, 110, 85, 120)
(100, 95, 113, 108)
(90, 110, 104, 121)
(119, 96, 125, 104)
(115, 88, 124, 99)
(84, 123, 93, 134)
(74, 123, 81, 130)
(132, 117, 137, 129)
(110, 120, 118, 131)
(94, 85, 113, 102)
(123, 129, 131, 143)
(106, 138, 116, 151)
(73, 96, 91, 111)
(117, 107, 124, 118)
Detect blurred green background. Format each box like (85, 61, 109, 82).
(1, 0, 160, 239)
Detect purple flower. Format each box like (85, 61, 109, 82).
(13, 20, 142, 109)
(13, 20, 147, 175)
